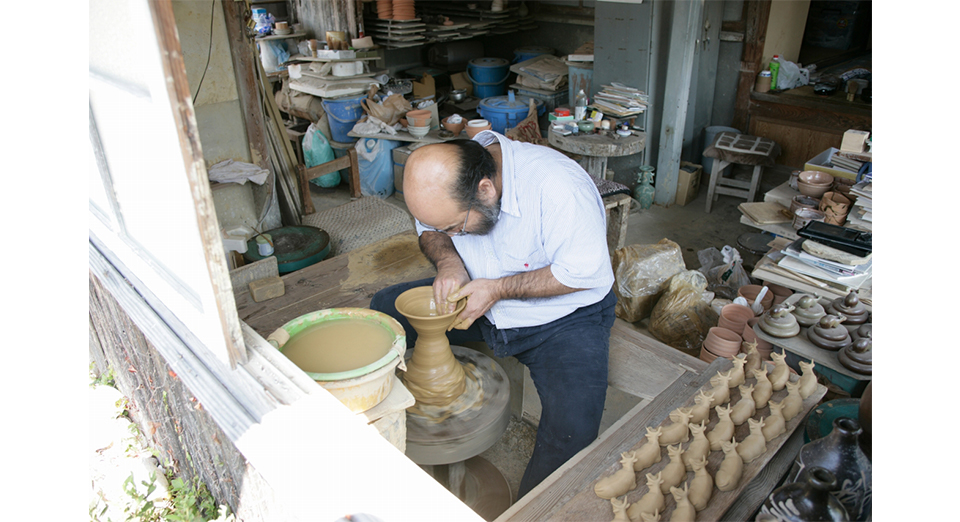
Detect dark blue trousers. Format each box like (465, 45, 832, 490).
(369, 278, 616, 499)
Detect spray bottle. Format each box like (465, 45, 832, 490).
(769, 55, 780, 91)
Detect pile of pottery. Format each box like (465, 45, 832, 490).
(405, 109, 432, 138)
(737, 285, 773, 312)
(392, 0, 416, 21)
(700, 326, 743, 362)
(797, 170, 833, 198)
(703, 283, 795, 364)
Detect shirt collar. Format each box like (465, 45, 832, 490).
(472, 130, 520, 218)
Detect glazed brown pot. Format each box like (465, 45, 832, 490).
(704, 327, 742, 357)
(718, 303, 755, 333)
(738, 284, 774, 311)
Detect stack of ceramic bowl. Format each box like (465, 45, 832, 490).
(700, 326, 743, 363)
(392, 0, 416, 20)
(737, 284, 773, 312)
(797, 170, 834, 199)
(405, 109, 432, 137)
(376, 0, 392, 19)
(465, 119, 492, 138)
(793, 207, 825, 231)
(741, 317, 773, 360)
(789, 195, 820, 217)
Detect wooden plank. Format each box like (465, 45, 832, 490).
(611, 320, 709, 373)
(524, 372, 826, 521)
(731, 0, 772, 132)
(236, 231, 436, 337)
(654, 0, 703, 206)
(497, 359, 728, 522)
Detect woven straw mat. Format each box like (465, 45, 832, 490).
(301, 196, 415, 257)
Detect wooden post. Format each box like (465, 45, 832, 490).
(731, 0, 772, 132)
(221, 0, 270, 173)
(654, 0, 703, 206)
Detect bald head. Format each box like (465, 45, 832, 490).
(403, 140, 497, 228)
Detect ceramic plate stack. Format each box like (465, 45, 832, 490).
(392, 0, 416, 21)
(376, 0, 393, 19)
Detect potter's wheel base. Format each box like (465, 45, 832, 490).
(426, 456, 513, 522)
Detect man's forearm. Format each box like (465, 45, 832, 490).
(419, 231, 465, 271)
(496, 266, 581, 300)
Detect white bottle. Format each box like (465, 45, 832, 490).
(575, 89, 587, 121)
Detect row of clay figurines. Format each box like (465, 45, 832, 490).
(595, 351, 819, 522)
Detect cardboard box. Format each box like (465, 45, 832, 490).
(450, 72, 473, 97)
(393, 164, 405, 201)
(804, 147, 859, 181)
(412, 74, 436, 99)
(676, 161, 702, 206)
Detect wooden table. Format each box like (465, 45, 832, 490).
(548, 127, 646, 180)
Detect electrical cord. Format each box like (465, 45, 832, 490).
(192, 0, 217, 104)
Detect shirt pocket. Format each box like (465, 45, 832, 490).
(498, 238, 549, 275)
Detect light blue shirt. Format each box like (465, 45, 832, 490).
(414, 130, 614, 329)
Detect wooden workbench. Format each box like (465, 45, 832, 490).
(235, 232, 820, 519)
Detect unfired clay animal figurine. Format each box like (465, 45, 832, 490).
(627, 472, 666, 521)
(728, 353, 747, 388)
(689, 389, 714, 425)
(715, 438, 743, 492)
(780, 380, 803, 422)
(707, 370, 733, 406)
(682, 421, 710, 472)
(742, 340, 762, 375)
(737, 417, 767, 463)
(752, 367, 773, 409)
(730, 383, 757, 426)
(768, 352, 790, 391)
(689, 456, 714, 511)
(660, 444, 687, 494)
(669, 484, 697, 522)
(798, 360, 818, 399)
(595, 452, 639, 499)
(707, 404, 735, 451)
(659, 408, 693, 447)
(632, 426, 663, 471)
(610, 496, 631, 522)
(762, 400, 786, 441)
(639, 510, 661, 522)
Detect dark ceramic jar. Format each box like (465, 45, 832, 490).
(787, 417, 871, 520)
(759, 466, 849, 522)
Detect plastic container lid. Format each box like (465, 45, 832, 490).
(760, 70, 772, 77)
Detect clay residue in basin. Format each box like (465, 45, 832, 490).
(281, 318, 394, 374)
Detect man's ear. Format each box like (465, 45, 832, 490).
(477, 177, 497, 203)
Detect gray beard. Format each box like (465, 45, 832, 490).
(472, 198, 501, 235)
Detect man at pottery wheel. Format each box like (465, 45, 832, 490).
(370, 130, 616, 499)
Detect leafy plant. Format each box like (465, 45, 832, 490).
(90, 362, 117, 388)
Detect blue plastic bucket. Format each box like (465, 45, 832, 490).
(513, 46, 554, 63)
(321, 93, 367, 143)
(477, 91, 545, 134)
(466, 58, 511, 99)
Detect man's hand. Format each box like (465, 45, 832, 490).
(447, 278, 502, 330)
(433, 262, 470, 315)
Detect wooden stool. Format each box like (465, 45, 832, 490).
(702, 132, 781, 213)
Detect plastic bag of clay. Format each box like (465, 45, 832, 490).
(697, 245, 752, 301)
(648, 270, 719, 353)
(611, 238, 686, 323)
(302, 123, 339, 188)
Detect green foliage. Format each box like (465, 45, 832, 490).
(90, 362, 117, 388)
(165, 475, 220, 522)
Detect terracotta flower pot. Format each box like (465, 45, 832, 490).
(441, 116, 465, 135)
(703, 327, 742, 357)
(738, 284, 774, 312)
(718, 303, 755, 334)
(405, 109, 432, 127)
(700, 344, 719, 363)
(465, 119, 492, 138)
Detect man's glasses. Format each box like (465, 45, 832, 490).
(426, 206, 471, 237)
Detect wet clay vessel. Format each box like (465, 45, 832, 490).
(838, 337, 872, 375)
(827, 291, 869, 325)
(807, 314, 852, 351)
(759, 303, 801, 338)
(791, 294, 826, 327)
